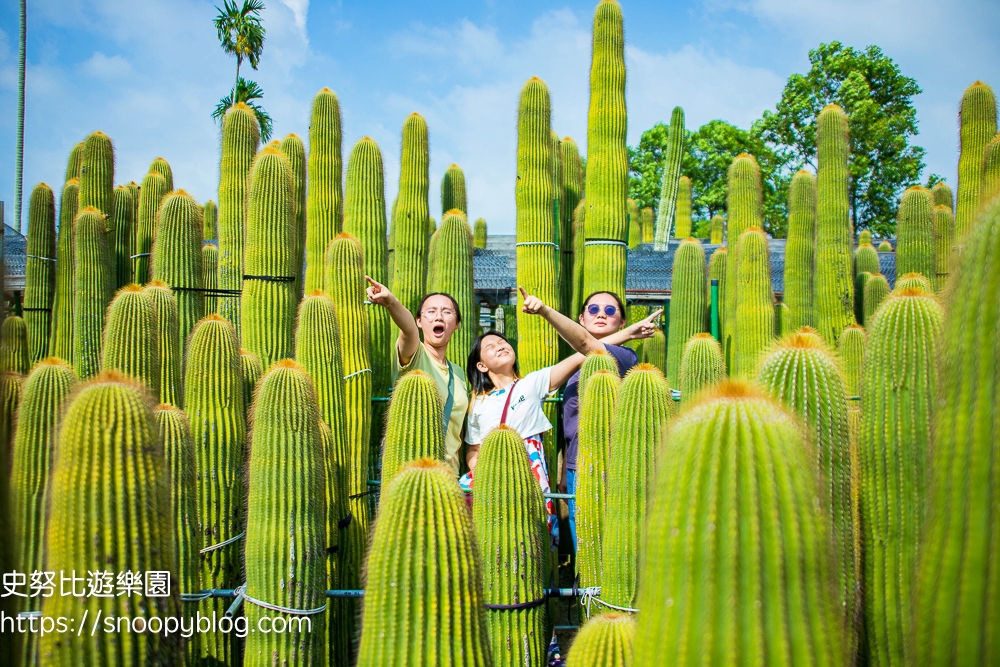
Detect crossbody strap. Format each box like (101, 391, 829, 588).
(500, 380, 519, 426)
(441, 362, 455, 438)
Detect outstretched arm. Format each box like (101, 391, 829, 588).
(600, 308, 663, 346)
(520, 286, 606, 356)
(366, 276, 421, 365)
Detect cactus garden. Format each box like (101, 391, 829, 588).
(2, 1, 999, 666)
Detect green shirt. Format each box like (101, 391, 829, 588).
(392, 341, 469, 475)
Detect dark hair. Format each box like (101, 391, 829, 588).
(466, 330, 520, 395)
(416, 292, 462, 324)
(580, 291, 627, 321)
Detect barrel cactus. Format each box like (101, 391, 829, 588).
(25, 183, 56, 364)
(0, 315, 29, 374)
(784, 170, 816, 331)
(665, 238, 707, 387)
(678, 332, 724, 405)
(893, 272, 932, 294)
(441, 163, 468, 215)
(382, 370, 444, 484)
(931, 180, 953, 211)
(896, 185, 936, 290)
(566, 613, 635, 667)
(863, 274, 891, 324)
(73, 206, 113, 379)
(151, 190, 205, 349)
(838, 323, 866, 400)
(144, 281, 182, 407)
(878, 240, 893, 252)
(77, 130, 115, 219)
(641, 329, 665, 373)
(732, 227, 774, 378)
(101, 284, 160, 393)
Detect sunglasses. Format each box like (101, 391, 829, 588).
(586, 304, 619, 317)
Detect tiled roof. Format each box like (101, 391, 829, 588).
(4, 224, 26, 278)
(878, 252, 897, 288)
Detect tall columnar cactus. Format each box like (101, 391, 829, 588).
(382, 370, 444, 484)
(429, 211, 477, 367)
(863, 273, 891, 324)
(955, 81, 997, 240)
(654, 106, 685, 249)
(855, 241, 880, 275)
(184, 314, 246, 664)
(934, 204, 955, 289)
(634, 381, 844, 666)
(25, 183, 56, 364)
(426, 226, 441, 302)
(441, 163, 468, 216)
(914, 197, 1000, 665)
(931, 180, 953, 211)
(723, 153, 763, 357)
(134, 170, 168, 284)
(732, 227, 774, 378)
(576, 368, 620, 588)
(896, 185, 936, 290)
(101, 284, 160, 392)
(279, 133, 307, 292)
(562, 138, 584, 315)
(112, 185, 135, 290)
(674, 176, 693, 239)
(240, 348, 262, 420)
(65, 141, 84, 181)
(241, 146, 296, 369)
(627, 198, 642, 248)
(567, 613, 635, 667)
(980, 132, 1000, 207)
(152, 190, 205, 347)
(678, 332, 724, 404)
(859, 287, 943, 667)
(583, 0, 628, 303)
(552, 131, 565, 256)
(203, 199, 217, 241)
(709, 214, 724, 244)
(859, 229, 872, 245)
(784, 170, 816, 331)
(244, 360, 327, 667)
(144, 281, 182, 408)
(642, 206, 655, 245)
(473, 217, 487, 249)
(306, 89, 343, 293)
(153, 404, 200, 664)
(571, 198, 587, 318)
(665, 238, 707, 387)
(149, 156, 174, 192)
(50, 178, 79, 362)
(72, 207, 113, 379)
(390, 113, 430, 320)
(775, 300, 792, 336)
(78, 130, 114, 219)
(815, 104, 856, 345)
(356, 459, 490, 667)
(472, 425, 548, 667)
(202, 242, 219, 315)
(0, 367, 17, 661)
(218, 102, 261, 332)
(757, 329, 859, 656)
(708, 246, 727, 344)
(0, 372, 22, 458)
(38, 372, 181, 667)
(601, 364, 673, 608)
(838, 323, 865, 399)
(324, 234, 372, 601)
(854, 272, 872, 326)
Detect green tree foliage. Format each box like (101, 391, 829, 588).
(213, 0, 272, 141)
(755, 41, 925, 236)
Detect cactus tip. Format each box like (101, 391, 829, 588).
(893, 285, 932, 298)
(444, 208, 466, 218)
(65, 177, 80, 185)
(202, 313, 229, 323)
(145, 279, 169, 289)
(449, 163, 460, 169)
(782, 328, 826, 350)
(692, 332, 715, 340)
(267, 358, 304, 373)
(702, 378, 769, 401)
(38, 357, 72, 369)
(305, 289, 327, 298)
(153, 402, 184, 414)
(117, 283, 146, 294)
(403, 457, 452, 472)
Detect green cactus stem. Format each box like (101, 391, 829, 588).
(641, 329, 665, 374)
(65, 141, 84, 181)
(674, 176, 693, 239)
(896, 185, 936, 290)
(815, 104, 856, 345)
(152, 190, 205, 348)
(429, 210, 477, 368)
(642, 206, 655, 245)
(38, 372, 181, 667)
(473, 217, 487, 249)
(240, 348, 262, 421)
(602, 364, 673, 608)
(666, 238, 707, 387)
(102, 284, 160, 392)
(709, 214, 724, 245)
(306, 89, 344, 294)
(732, 227, 774, 378)
(931, 181, 953, 211)
(390, 113, 430, 322)
(981, 133, 1000, 208)
(775, 301, 792, 336)
(0, 315, 29, 376)
(111, 184, 135, 290)
(571, 198, 587, 319)
(878, 240, 893, 252)
(149, 156, 173, 192)
(0, 368, 16, 666)
(723, 153, 764, 360)
(855, 241, 880, 275)
(678, 332, 724, 405)
(654, 106, 685, 249)
(627, 198, 642, 248)
(72, 207, 113, 379)
(203, 199, 217, 241)
(956, 82, 997, 240)
(279, 133, 307, 292)
(893, 272, 932, 294)
(202, 242, 219, 315)
(356, 459, 490, 667)
(382, 370, 444, 484)
(134, 170, 168, 284)
(25, 183, 56, 364)
(859, 287, 943, 667)
(583, 0, 628, 303)
(633, 381, 844, 666)
(934, 204, 955, 289)
(563, 138, 584, 315)
(854, 271, 871, 325)
(567, 613, 635, 667)
(50, 179, 79, 363)
(143, 281, 182, 408)
(838, 323, 866, 400)
(863, 273, 891, 324)
(472, 425, 548, 667)
(78, 130, 115, 220)
(441, 163, 468, 216)
(708, 246, 727, 347)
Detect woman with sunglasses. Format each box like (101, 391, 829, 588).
(561, 292, 663, 550)
(462, 287, 658, 545)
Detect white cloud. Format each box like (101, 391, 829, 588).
(279, 0, 310, 32)
(80, 52, 133, 79)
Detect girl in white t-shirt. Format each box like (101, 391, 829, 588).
(462, 287, 658, 544)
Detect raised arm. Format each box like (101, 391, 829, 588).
(520, 286, 606, 356)
(366, 276, 420, 365)
(600, 308, 663, 346)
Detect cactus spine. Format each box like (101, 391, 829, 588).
(678, 332, 724, 404)
(733, 228, 774, 378)
(931, 180, 953, 211)
(241, 146, 296, 369)
(149, 156, 174, 191)
(218, 102, 261, 332)
(304, 90, 344, 293)
(144, 281, 182, 407)
(893, 272, 932, 294)
(202, 242, 219, 315)
(896, 185, 936, 290)
(152, 190, 205, 347)
(441, 163, 468, 215)
(111, 185, 135, 290)
(665, 238, 707, 387)
(65, 141, 84, 181)
(203, 199, 217, 241)
(472, 425, 548, 667)
(382, 370, 444, 484)
(981, 132, 1000, 206)
(25, 183, 56, 364)
(602, 364, 673, 607)
(785, 170, 817, 331)
(567, 613, 635, 667)
(134, 170, 168, 284)
(627, 197, 642, 248)
(562, 138, 584, 315)
(956, 82, 997, 240)
(859, 288, 943, 667)
(356, 459, 490, 667)
(709, 213, 723, 244)
(723, 153, 764, 359)
(473, 217, 487, 249)
(38, 372, 181, 667)
(571, 197, 587, 320)
(0, 316, 28, 375)
(184, 315, 246, 664)
(583, 0, 628, 303)
(838, 323, 866, 399)
(72, 207, 113, 379)
(50, 179, 79, 362)
(642, 206, 655, 244)
(390, 113, 430, 319)
(77, 130, 114, 219)
(240, 348, 262, 420)
(576, 367, 620, 588)
(101, 285, 159, 392)
(429, 211, 478, 367)
(279, 133, 306, 292)
(863, 273, 891, 324)
(654, 106, 685, 249)
(855, 241, 880, 275)
(243, 360, 327, 666)
(815, 104, 856, 345)
(674, 176, 692, 238)
(634, 381, 844, 666)
(934, 204, 954, 288)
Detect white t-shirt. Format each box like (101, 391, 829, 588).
(465, 368, 554, 445)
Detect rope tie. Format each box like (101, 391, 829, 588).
(515, 242, 558, 249)
(170, 285, 243, 297)
(243, 274, 296, 283)
(338, 513, 353, 529)
(584, 238, 628, 248)
(26, 254, 56, 262)
(579, 587, 637, 618)
(484, 596, 547, 611)
(180, 591, 213, 602)
(199, 531, 245, 555)
(233, 584, 327, 616)
(343, 368, 372, 381)
(130, 252, 151, 259)
(22, 307, 52, 312)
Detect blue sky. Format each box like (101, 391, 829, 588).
(1, 0, 998, 234)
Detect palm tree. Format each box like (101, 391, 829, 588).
(15, 0, 26, 234)
(212, 77, 273, 142)
(213, 0, 266, 90)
